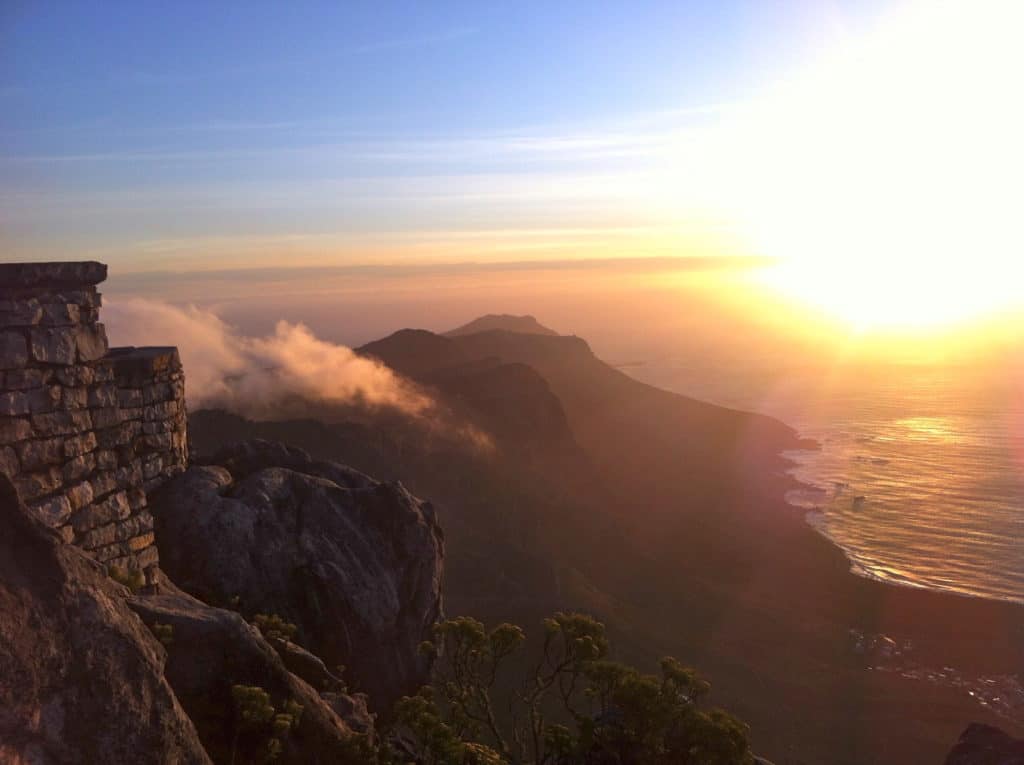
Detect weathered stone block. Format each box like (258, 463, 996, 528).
(0, 261, 107, 286)
(142, 382, 174, 404)
(0, 391, 30, 417)
(115, 445, 134, 466)
(126, 486, 147, 511)
(0, 445, 19, 478)
(78, 522, 120, 551)
(29, 327, 77, 365)
(89, 539, 132, 563)
(0, 417, 32, 445)
(139, 432, 173, 453)
(76, 323, 108, 362)
(54, 365, 96, 387)
(64, 431, 98, 459)
(88, 383, 118, 408)
(40, 302, 81, 326)
(16, 437, 64, 471)
(142, 454, 163, 480)
(116, 459, 143, 489)
(62, 452, 96, 483)
(30, 495, 73, 528)
(0, 298, 43, 326)
(127, 530, 155, 552)
(71, 490, 131, 534)
(90, 470, 118, 498)
(26, 385, 62, 414)
(91, 406, 121, 429)
(96, 422, 134, 449)
(57, 524, 75, 544)
(0, 331, 29, 370)
(13, 468, 62, 502)
(117, 388, 143, 408)
(94, 449, 118, 470)
(61, 386, 88, 410)
(4, 368, 46, 390)
(32, 410, 92, 437)
(119, 406, 143, 421)
(66, 480, 95, 511)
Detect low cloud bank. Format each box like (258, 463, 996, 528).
(103, 298, 434, 420)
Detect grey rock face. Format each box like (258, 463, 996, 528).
(0, 474, 211, 765)
(151, 440, 444, 712)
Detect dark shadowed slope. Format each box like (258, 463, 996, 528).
(445, 313, 558, 337)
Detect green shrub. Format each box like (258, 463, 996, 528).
(229, 685, 303, 763)
(149, 622, 174, 646)
(107, 565, 145, 593)
(252, 613, 298, 643)
(389, 611, 754, 764)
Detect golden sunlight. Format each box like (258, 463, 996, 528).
(722, 1, 1024, 329)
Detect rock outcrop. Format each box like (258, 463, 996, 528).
(150, 440, 444, 712)
(128, 587, 369, 764)
(945, 723, 1024, 765)
(0, 474, 211, 765)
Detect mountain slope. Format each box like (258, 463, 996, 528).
(359, 327, 800, 510)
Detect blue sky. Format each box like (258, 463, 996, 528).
(1, 1, 888, 271)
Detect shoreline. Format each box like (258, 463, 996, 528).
(779, 429, 1024, 607)
(618, 454, 1024, 763)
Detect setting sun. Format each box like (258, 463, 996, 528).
(719, 1, 1024, 329)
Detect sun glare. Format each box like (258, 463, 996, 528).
(721, 1, 1024, 330)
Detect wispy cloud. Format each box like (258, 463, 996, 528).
(0, 100, 725, 167)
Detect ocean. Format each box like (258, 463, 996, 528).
(625, 359, 1024, 605)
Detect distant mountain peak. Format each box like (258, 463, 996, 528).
(445, 314, 558, 337)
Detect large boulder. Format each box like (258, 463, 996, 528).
(945, 723, 1024, 765)
(150, 440, 444, 712)
(128, 587, 369, 764)
(0, 474, 211, 765)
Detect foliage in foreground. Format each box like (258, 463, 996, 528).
(378, 612, 753, 765)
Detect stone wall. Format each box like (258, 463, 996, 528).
(0, 261, 187, 579)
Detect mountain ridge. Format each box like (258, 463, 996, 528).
(444, 313, 559, 337)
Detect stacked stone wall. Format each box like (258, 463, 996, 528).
(0, 262, 187, 579)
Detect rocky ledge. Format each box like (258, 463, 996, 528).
(0, 435, 444, 762)
(945, 723, 1024, 765)
(150, 439, 445, 713)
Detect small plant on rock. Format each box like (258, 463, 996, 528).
(252, 613, 299, 642)
(149, 622, 174, 646)
(229, 684, 303, 764)
(107, 565, 144, 593)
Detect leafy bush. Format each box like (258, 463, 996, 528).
(230, 684, 303, 763)
(385, 611, 754, 764)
